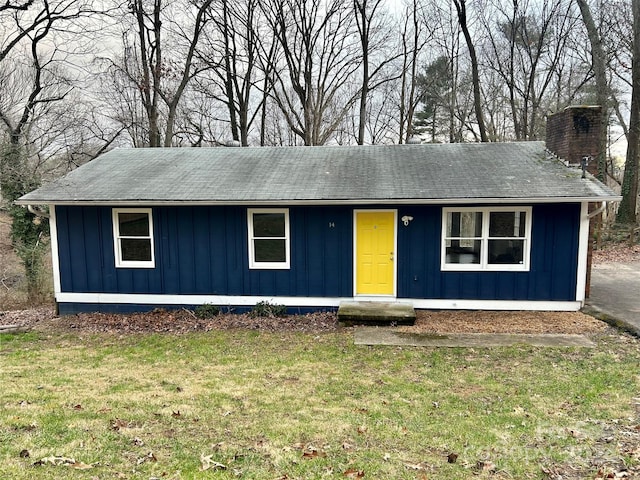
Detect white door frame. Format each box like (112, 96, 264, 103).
(352, 209, 398, 298)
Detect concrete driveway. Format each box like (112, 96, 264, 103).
(587, 262, 640, 336)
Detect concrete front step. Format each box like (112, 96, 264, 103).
(338, 301, 416, 326)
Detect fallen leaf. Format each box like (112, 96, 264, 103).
(403, 461, 430, 471)
(357, 426, 367, 434)
(475, 460, 496, 472)
(19, 449, 30, 458)
(302, 446, 326, 459)
(73, 404, 83, 410)
(132, 437, 144, 446)
(137, 452, 157, 465)
(343, 468, 365, 477)
(383, 453, 391, 461)
(21, 423, 37, 432)
(110, 418, 130, 431)
(342, 442, 354, 450)
(34, 455, 91, 468)
(200, 453, 227, 471)
(71, 461, 93, 470)
(447, 452, 458, 464)
(172, 410, 181, 418)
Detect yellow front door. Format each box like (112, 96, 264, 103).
(355, 211, 395, 295)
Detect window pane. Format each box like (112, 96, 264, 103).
(121, 238, 152, 261)
(119, 213, 149, 236)
(488, 239, 524, 264)
(254, 239, 286, 262)
(445, 239, 481, 264)
(253, 213, 285, 237)
(447, 211, 482, 238)
(489, 211, 526, 237)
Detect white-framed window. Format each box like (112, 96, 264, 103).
(248, 208, 290, 269)
(441, 206, 532, 271)
(112, 208, 155, 268)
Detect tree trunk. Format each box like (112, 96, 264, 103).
(404, 0, 420, 142)
(356, 0, 369, 145)
(221, 0, 240, 142)
(453, 0, 488, 142)
(617, 0, 640, 225)
(577, 0, 610, 183)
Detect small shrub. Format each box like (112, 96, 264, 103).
(194, 304, 221, 319)
(250, 301, 287, 318)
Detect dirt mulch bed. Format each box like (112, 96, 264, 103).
(406, 310, 608, 334)
(1, 307, 339, 334)
(0, 305, 610, 335)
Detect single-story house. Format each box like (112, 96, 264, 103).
(17, 140, 620, 315)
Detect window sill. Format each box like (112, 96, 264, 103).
(115, 262, 156, 269)
(249, 263, 290, 270)
(441, 264, 529, 272)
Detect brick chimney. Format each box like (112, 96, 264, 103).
(545, 105, 602, 176)
(546, 105, 606, 300)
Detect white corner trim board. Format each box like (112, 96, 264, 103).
(574, 202, 590, 305)
(55, 292, 582, 312)
(49, 205, 62, 295)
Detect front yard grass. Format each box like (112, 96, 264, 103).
(1, 328, 639, 479)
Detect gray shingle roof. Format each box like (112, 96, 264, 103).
(17, 142, 620, 205)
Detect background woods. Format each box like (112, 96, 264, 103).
(0, 0, 638, 299)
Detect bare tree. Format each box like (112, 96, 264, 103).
(398, 0, 429, 143)
(0, 0, 103, 297)
(260, 0, 361, 145)
(617, 0, 640, 225)
(452, 0, 488, 142)
(483, 0, 581, 141)
(109, 0, 212, 147)
(196, 0, 263, 146)
(425, 0, 466, 142)
(353, 0, 401, 144)
(576, 0, 612, 181)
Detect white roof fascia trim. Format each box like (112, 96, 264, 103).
(16, 196, 623, 207)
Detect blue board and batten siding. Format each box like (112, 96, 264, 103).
(54, 203, 580, 313)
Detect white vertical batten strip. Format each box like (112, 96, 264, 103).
(49, 205, 62, 297)
(575, 201, 590, 304)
